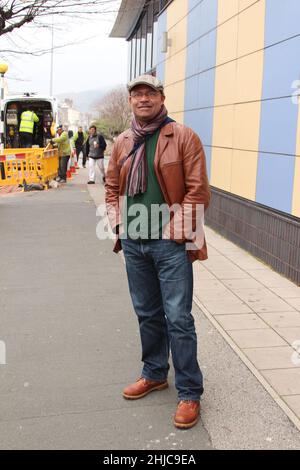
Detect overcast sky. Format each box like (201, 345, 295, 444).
(1, 1, 128, 96)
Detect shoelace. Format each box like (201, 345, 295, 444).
(178, 400, 198, 407)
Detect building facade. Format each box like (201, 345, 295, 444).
(111, 0, 300, 284)
(58, 99, 81, 131)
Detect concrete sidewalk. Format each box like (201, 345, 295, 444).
(193, 229, 300, 432)
(0, 167, 300, 449)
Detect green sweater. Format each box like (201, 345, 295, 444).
(125, 130, 168, 240)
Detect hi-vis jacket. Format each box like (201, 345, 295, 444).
(52, 131, 71, 157)
(19, 110, 39, 134)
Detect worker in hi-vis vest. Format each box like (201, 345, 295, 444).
(19, 109, 39, 148)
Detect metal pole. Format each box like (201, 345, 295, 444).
(0, 72, 5, 179)
(0, 72, 5, 152)
(50, 16, 54, 95)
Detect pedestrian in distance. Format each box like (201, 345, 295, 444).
(50, 125, 71, 183)
(105, 74, 211, 429)
(74, 126, 88, 168)
(86, 125, 107, 184)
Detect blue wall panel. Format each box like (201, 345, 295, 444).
(257, 100, 297, 213)
(198, 31, 217, 72)
(256, 154, 296, 213)
(187, 0, 218, 43)
(256, 0, 300, 214)
(259, 98, 298, 155)
(262, 36, 300, 99)
(185, 108, 214, 178)
(198, 69, 216, 108)
(264, 0, 300, 47)
(185, 75, 199, 110)
(188, 0, 202, 12)
(184, 0, 218, 181)
(156, 10, 167, 84)
(186, 39, 200, 77)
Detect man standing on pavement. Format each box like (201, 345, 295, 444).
(74, 126, 88, 168)
(86, 125, 107, 184)
(51, 125, 71, 183)
(105, 74, 210, 429)
(19, 109, 39, 148)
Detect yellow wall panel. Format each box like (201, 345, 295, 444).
(216, 17, 238, 65)
(217, 0, 239, 23)
(236, 51, 264, 102)
(233, 102, 262, 150)
(214, 61, 237, 106)
(211, 0, 265, 196)
(212, 106, 235, 148)
(167, 15, 187, 55)
(238, 0, 265, 57)
(167, 0, 188, 30)
(231, 150, 258, 200)
(210, 148, 233, 191)
(168, 110, 184, 124)
(164, 0, 188, 126)
(164, 50, 186, 85)
(239, 0, 260, 12)
(165, 81, 185, 116)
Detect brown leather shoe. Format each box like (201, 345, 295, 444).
(173, 400, 200, 429)
(123, 377, 168, 400)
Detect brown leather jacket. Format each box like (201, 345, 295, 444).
(105, 121, 211, 262)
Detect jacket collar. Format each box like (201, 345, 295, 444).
(161, 122, 175, 137)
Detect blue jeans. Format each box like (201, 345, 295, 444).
(121, 238, 203, 401)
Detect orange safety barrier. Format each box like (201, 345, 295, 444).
(0, 146, 59, 187)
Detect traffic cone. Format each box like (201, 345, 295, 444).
(69, 152, 75, 173)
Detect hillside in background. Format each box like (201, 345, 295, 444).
(55, 87, 111, 113)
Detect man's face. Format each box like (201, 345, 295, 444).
(89, 127, 96, 136)
(57, 128, 63, 136)
(129, 85, 165, 123)
(79, 127, 82, 132)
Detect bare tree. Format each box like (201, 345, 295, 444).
(95, 86, 131, 140)
(0, 1, 119, 37)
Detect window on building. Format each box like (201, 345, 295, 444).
(131, 37, 136, 80)
(140, 13, 147, 74)
(146, 1, 153, 72)
(136, 28, 142, 76)
(127, 40, 132, 80)
(127, 0, 171, 79)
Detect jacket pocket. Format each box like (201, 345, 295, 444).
(160, 161, 185, 201)
(160, 160, 182, 169)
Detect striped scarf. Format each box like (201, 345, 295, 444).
(126, 105, 168, 197)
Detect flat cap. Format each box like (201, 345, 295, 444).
(127, 74, 164, 93)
